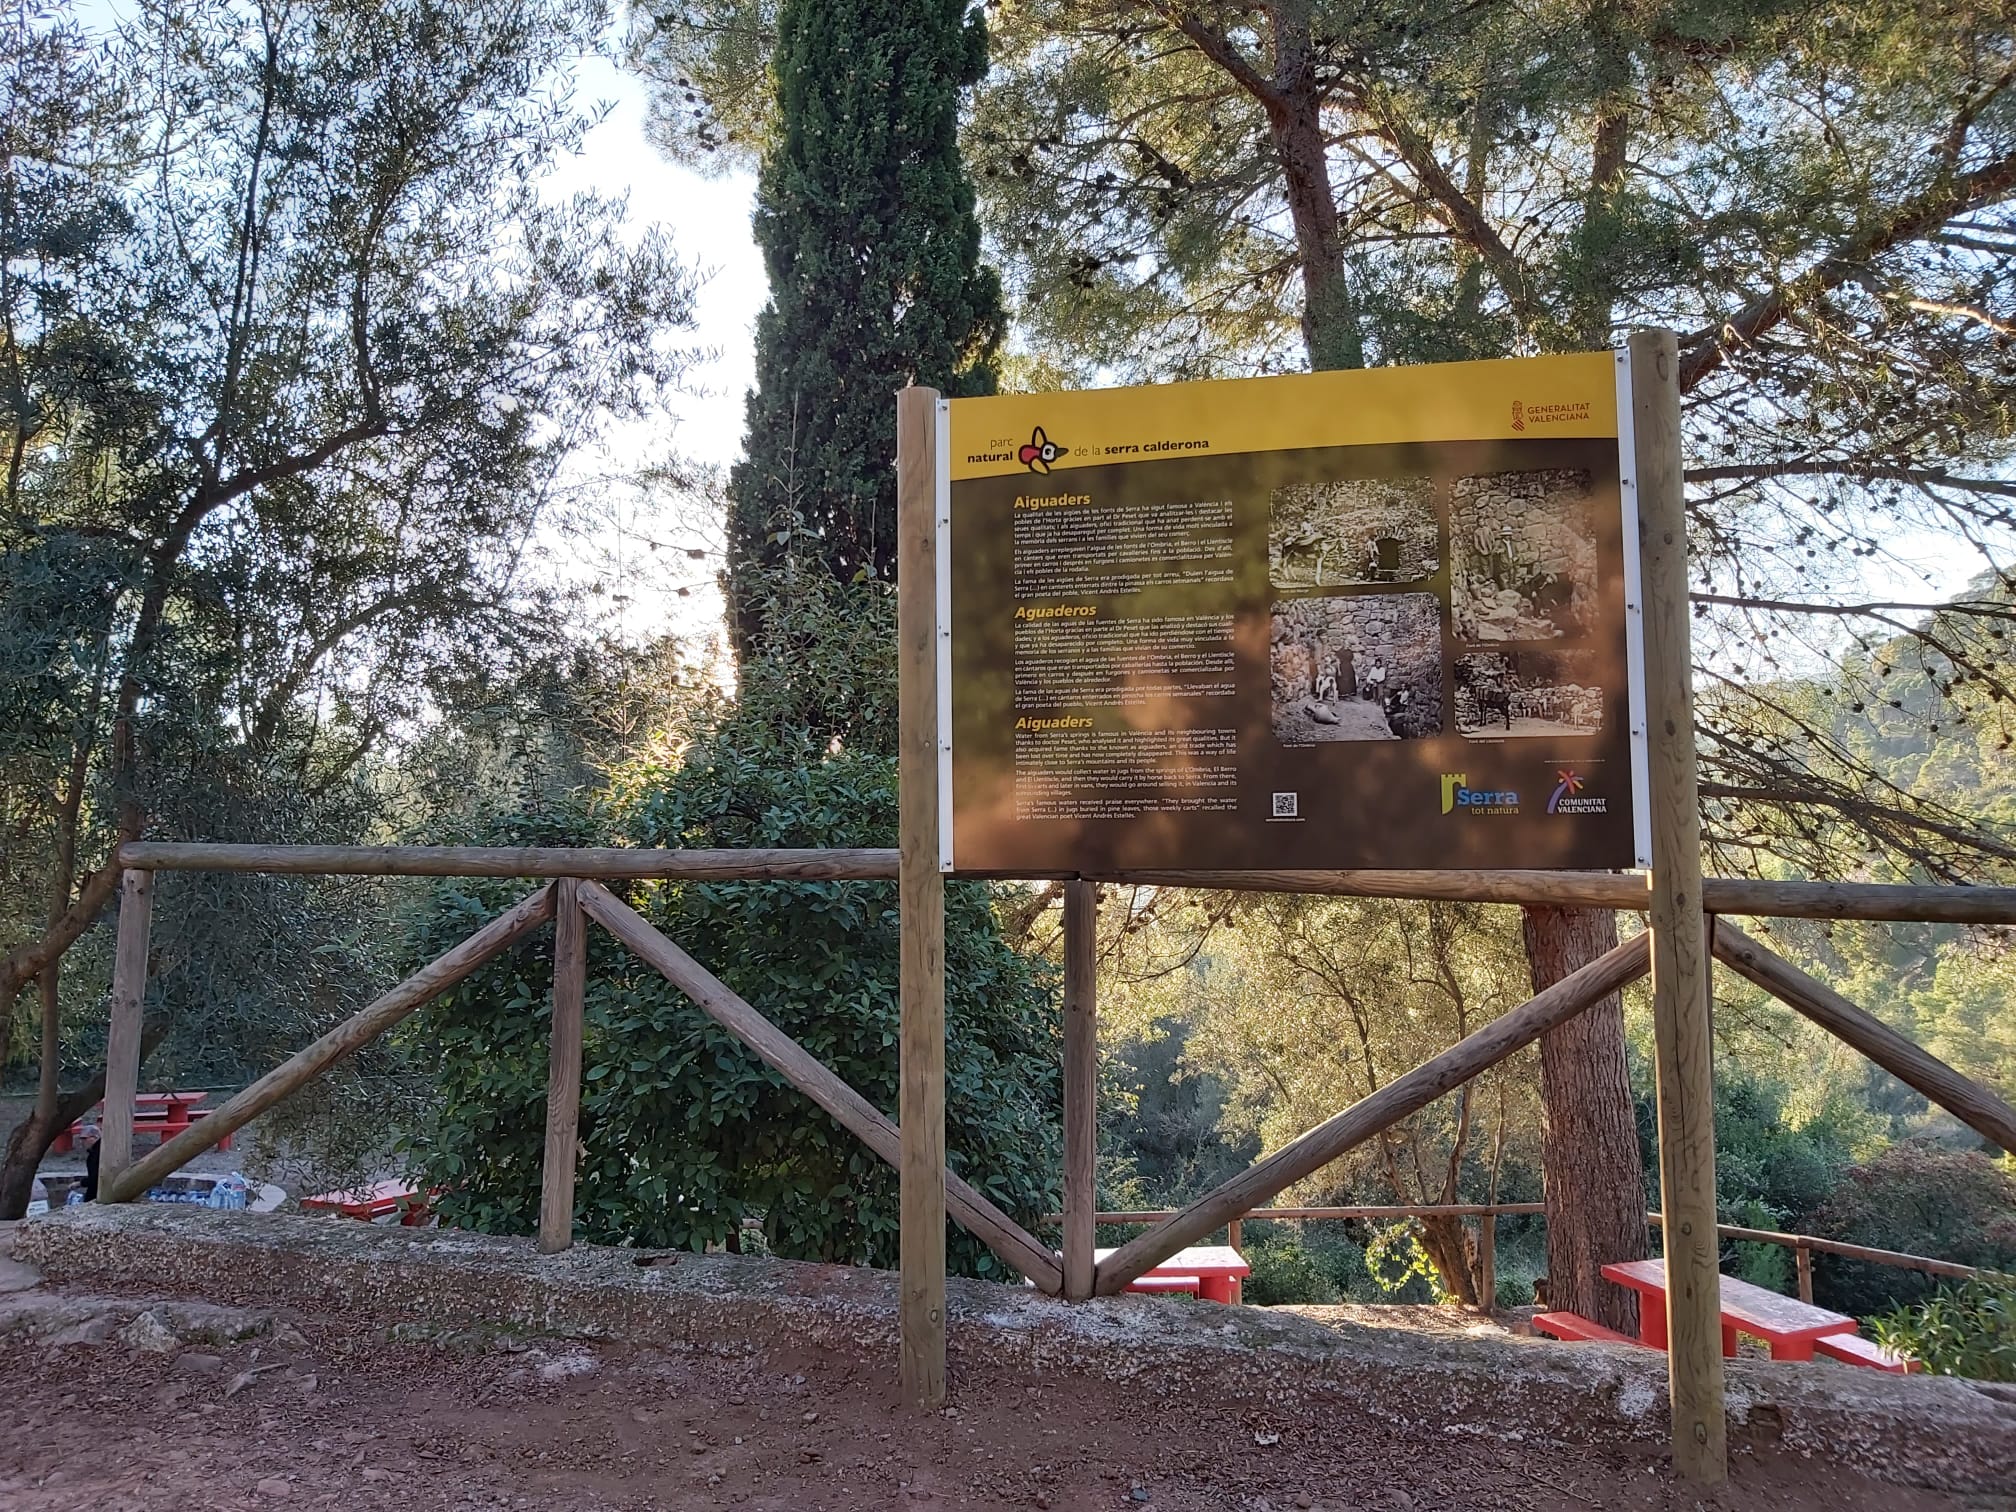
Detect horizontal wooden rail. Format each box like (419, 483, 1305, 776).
(1650, 1215, 1986, 1282)
(117, 842, 900, 880)
(1093, 869, 2016, 924)
(1048, 1203, 1548, 1225)
(575, 881, 1064, 1292)
(114, 843, 2016, 924)
(1066, 1202, 1981, 1285)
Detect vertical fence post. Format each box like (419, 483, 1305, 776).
(1631, 327, 1726, 1484)
(99, 867, 153, 1193)
(1227, 1216, 1244, 1303)
(538, 878, 587, 1254)
(1062, 880, 1098, 1301)
(1477, 1213, 1497, 1312)
(1795, 1243, 1814, 1305)
(897, 385, 948, 1406)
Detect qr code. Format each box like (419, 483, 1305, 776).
(1271, 792, 1299, 819)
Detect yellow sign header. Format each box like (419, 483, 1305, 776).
(947, 351, 1618, 481)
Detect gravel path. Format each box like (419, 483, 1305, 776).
(1, 1234, 2007, 1512)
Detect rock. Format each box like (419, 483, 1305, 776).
(173, 1352, 225, 1376)
(536, 1353, 598, 1383)
(255, 1477, 292, 1498)
(122, 1307, 182, 1353)
(51, 1315, 118, 1347)
(362, 1469, 393, 1483)
(0, 1257, 43, 1294)
(1295, 1498, 1314, 1510)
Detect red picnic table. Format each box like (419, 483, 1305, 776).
(1601, 1257, 1866, 1363)
(1096, 1244, 1250, 1304)
(50, 1092, 230, 1153)
(300, 1180, 437, 1225)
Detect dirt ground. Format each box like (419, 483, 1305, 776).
(5, 1282, 2013, 1512)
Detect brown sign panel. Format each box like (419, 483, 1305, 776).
(940, 354, 1648, 873)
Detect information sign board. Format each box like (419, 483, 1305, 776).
(940, 351, 1649, 872)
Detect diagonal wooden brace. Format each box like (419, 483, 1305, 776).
(1712, 919, 2016, 1155)
(1095, 930, 1652, 1295)
(103, 884, 558, 1203)
(575, 881, 1064, 1293)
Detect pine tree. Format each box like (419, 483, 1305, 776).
(725, 0, 1003, 659)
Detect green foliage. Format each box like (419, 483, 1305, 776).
(1872, 1273, 2016, 1383)
(1241, 1232, 1339, 1306)
(724, 0, 1003, 657)
(402, 675, 1061, 1278)
(1807, 1146, 2016, 1315)
(1364, 1221, 1451, 1304)
(1, 0, 696, 1184)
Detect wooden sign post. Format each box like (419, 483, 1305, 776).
(1628, 328, 1726, 1483)
(896, 386, 949, 1407)
(1061, 880, 1099, 1300)
(99, 867, 153, 1186)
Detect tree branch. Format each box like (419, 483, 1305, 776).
(1679, 149, 2016, 393)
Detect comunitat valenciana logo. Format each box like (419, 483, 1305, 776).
(1547, 768, 1608, 815)
(1441, 773, 1519, 815)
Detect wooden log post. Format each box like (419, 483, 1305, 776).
(1227, 1216, 1244, 1303)
(104, 885, 557, 1203)
(1476, 1213, 1497, 1313)
(1062, 880, 1098, 1301)
(575, 882, 1062, 1291)
(896, 384, 949, 1405)
(1632, 326, 1725, 1484)
(99, 869, 154, 1187)
(539, 879, 587, 1254)
(1096, 932, 1650, 1293)
(1711, 920, 2016, 1155)
(1795, 1243, 1814, 1305)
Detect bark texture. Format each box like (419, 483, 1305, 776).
(1523, 905, 1649, 1332)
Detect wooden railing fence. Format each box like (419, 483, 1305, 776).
(51, 831, 2016, 1494)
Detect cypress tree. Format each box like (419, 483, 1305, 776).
(726, 0, 1003, 656)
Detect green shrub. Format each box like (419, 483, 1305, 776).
(1871, 1274, 2016, 1382)
(398, 731, 1061, 1282)
(1243, 1234, 1340, 1305)
(1805, 1145, 2016, 1315)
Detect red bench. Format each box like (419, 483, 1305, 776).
(50, 1094, 232, 1153)
(1532, 1310, 1656, 1347)
(301, 1180, 435, 1225)
(1128, 1275, 1203, 1297)
(1815, 1333, 1919, 1373)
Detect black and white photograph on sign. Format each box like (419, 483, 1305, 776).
(1269, 476, 1439, 589)
(1450, 468, 1599, 641)
(1455, 650, 1604, 738)
(1270, 594, 1444, 743)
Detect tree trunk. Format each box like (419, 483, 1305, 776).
(1416, 1212, 1479, 1305)
(1524, 905, 1649, 1332)
(0, 1012, 172, 1219)
(1267, 2, 1361, 372)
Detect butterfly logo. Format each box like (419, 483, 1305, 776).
(1018, 426, 1066, 474)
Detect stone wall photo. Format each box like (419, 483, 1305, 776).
(1450, 469, 1598, 642)
(1271, 593, 1444, 743)
(1454, 650, 1604, 738)
(1270, 477, 1439, 589)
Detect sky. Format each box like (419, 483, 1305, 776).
(537, 54, 764, 650)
